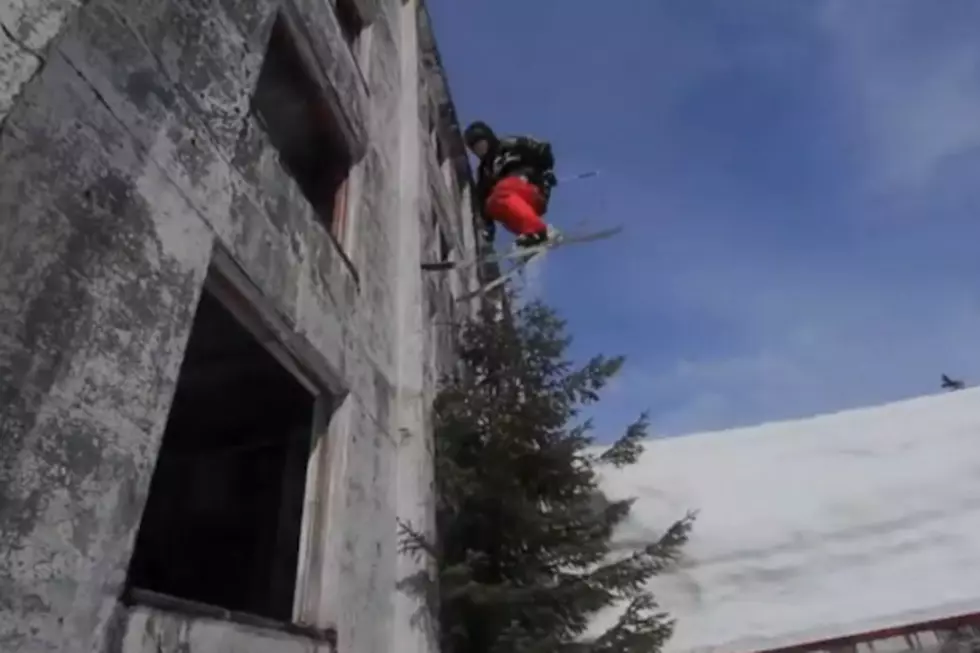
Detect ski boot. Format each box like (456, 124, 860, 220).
(515, 225, 560, 250)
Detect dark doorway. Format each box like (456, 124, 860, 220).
(127, 287, 317, 622)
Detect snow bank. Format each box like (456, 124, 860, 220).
(593, 389, 980, 653)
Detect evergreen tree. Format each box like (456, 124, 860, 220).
(401, 297, 696, 653)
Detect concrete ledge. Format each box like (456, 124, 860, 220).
(117, 588, 336, 653)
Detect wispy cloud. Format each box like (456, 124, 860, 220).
(817, 0, 980, 194)
(582, 263, 980, 438)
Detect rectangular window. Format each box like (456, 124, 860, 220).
(916, 631, 940, 648)
(251, 15, 352, 234)
(873, 636, 913, 653)
(429, 209, 439, 257)
(126, 285, 324, 623)
(332, 177, 350, 243)
(435, 132, 446, 165)
(429, 107, 447, 166)
(438, 228, 451, 263)
(335, 0, 364, 49)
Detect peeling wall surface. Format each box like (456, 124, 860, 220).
(0, 0, 478, 650)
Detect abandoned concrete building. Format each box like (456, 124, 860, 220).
(0, 0, 490, 651)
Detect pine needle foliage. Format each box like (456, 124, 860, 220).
(400, 297, 696, 653)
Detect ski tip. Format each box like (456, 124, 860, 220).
(593, 224, 624, 239)
(554, 225, 625, 243)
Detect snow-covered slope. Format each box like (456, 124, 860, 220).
(594, 389, 980, 653)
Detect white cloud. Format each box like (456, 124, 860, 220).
(643, 292, 980, 436)
(579, 209, 980, 436)
(817, 0, 980, 193)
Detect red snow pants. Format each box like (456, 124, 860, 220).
(485, 176, 548, 236)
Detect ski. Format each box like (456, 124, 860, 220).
(421, 242, 539, 272)
(455, 251, 540, 302)
(423, 226, 623, 272)
(454, 225, 623, 302)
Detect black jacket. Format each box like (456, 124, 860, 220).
(474, 135, 556, 208)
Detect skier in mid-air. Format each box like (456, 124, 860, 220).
(435, 121, 617, 299)
(463, 121, 559, 248)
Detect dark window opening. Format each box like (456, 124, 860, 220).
(252, 15, 352, 232)
(429, 210, 439, 257)
(428, 108, 446, 165)
(335, 0, 364, 49)
(438, 229, 451, 262)
(435, 132, 446, 165)
(127, 287, 318, 622)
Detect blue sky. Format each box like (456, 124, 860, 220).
(427, 0, 980, 439)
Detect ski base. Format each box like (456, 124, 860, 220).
(454, 225, 623, 302)
(421, 225, 623, 273)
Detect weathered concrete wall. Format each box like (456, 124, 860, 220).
(0, 0, 478, 650)
(117, 606, 331, 653)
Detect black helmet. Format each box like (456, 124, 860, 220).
(464, 121, 496, 147)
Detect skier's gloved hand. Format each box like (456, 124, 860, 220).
(538, 171, 557, 207)
(482, 219, 496, 243)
